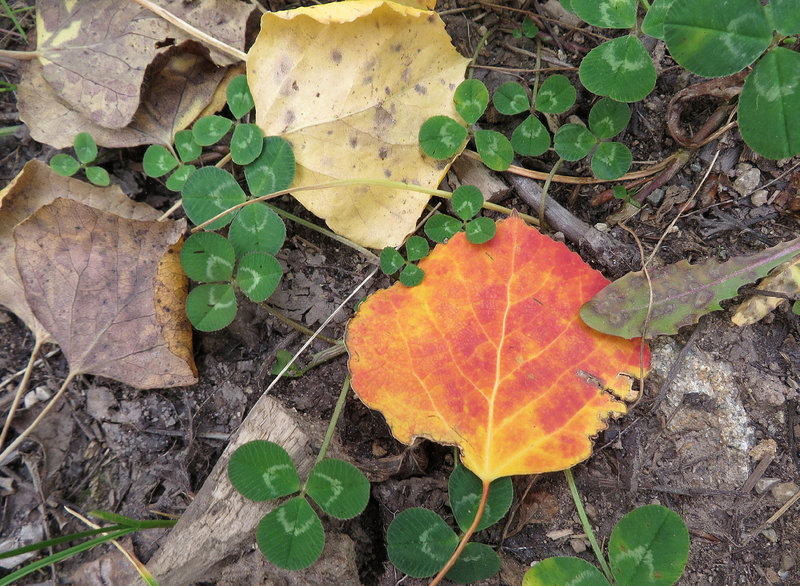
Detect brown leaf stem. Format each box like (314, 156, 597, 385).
(0, 337, 44, 451)
(429, 479, 491, 586)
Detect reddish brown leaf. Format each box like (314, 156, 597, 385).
(14, 198, 197, 389)
(346, 215, 648, 482)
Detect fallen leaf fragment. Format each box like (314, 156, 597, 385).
(248, 0, 470, 248)
(732, 257, 800, 326)
(20, 46, 228, 149)
(0, 160, 162, 343)
(14, 198, 197, 389)
(581, 236, 800, 339)
(33, 0, 251, 129)
(346, 215, 647, 482)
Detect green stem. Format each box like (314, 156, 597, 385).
(468, 27, 496, 78)
(564, 468, 614, 583)
(530, 37, 543, 112)
(259, 302, 342, 345)
(539, 158, 564, 229)
(264, 203, 378, 262)
(315, 374, 352, 466)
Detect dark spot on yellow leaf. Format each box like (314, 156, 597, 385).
(374, 105, 394, 131)
(292, 81, 299, 91)
(401, 67, 412, 83)
(362, 75, 373, 85)
(391, 43, 403, 52)
(384, 169, 392, 178)
(414, 84, 427, 95)
(331, 49, 342, 64)
(350, 134, 358, 148)
(283, 110, 295, 129)
(384, 86, 391, 96)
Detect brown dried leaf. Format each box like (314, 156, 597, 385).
(19, 46, 228, 149)
(0, 160, 162, 343)
(34, 0, 251, 129)
(732, 257, 800, 326)
(13, 198, 196, 389)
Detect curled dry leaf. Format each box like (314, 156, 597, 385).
(732, 257, 800, 326)
(14, 198, 197, 389)
(346, 215, 647, 482)
(20, 46, 228, 149)
(33, 0, 252, 129)
(0, 160, 163, 343)
(247, 0, 470, 248)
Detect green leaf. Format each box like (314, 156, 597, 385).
(236, 252, 282, 302)
(228, 203, 286, 258)
(182, 167, 246, 230)
(380, 247, 405, 275)
(571, 0, 637, 28)
(493, 82, 530, 115)
(522, 15, 539, 38)
(535, 74, 576, 114)
(306, 458, 370, 520)
(85, 166, 110, 187)
(419, 115, 468, 160)
(50, 153, 80, 177)
(738, 48, 800, 160)
(553, 124, 596, 161)
(271, 349, 304, 378)
(589, 98, 631, 140)
(73, 132, 97, 164)
(454, 79, 489, 125)
(591, 141, 632, 180)
(523, 557, 610, 585)
(579, 35, 656, 102)
(512, 115, 550, 157)
(452, 185, 484, 221)
(474, 129, 513, 171)
(143, 145, 178, 178)
(641, 0, 674, 40)
(165, 164, 196, 192)
(465, 217, 496, 244)
(192, 115, 233, 146)
(580, 235, 800, 338)
(227, 74, 255, 119)
(664, 0, 771, 77)
(174, 129, 202, 163)
(244, 136, 296, 197)
(609, 505, 689, 585)
(405, 235, 429, 262)
(257, 497, 324, 571)
(227, 440, 301, 501)
(769, 0, 800, 35)
(793, 300, 800, 315)
(424, 214, 462, 243)
(386, 508, 459, 578)
(445, 542, 500, 584)
(180, 232, 235, 282)
(449, 465, 513, 532)
(185, 283, 237, 331)
(231, 123, 264, 166)
(399, 264, 424, 287)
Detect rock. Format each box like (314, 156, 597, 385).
(750, 439, 777, 461)
(755, 477, 782, 494)
(750, 189, 769, 206)
(733, 165, 761, 195)
(770, 482, 799, 504)
(569, 538, 587, 553)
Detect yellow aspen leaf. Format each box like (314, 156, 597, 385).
(247, 1, 470, 249)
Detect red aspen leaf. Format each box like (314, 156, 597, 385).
(14, 198, 197, 389)
(346, 214, 648, 482)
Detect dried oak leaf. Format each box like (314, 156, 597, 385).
(19, 45, 228, 149)
(14, 198, 197, 389)
(32, 0, 251, 130)
(0, 160, 163, 344)
(247, 0, 470, 249)
(346, 215, 648, 482)
(732, 257, 800, 326)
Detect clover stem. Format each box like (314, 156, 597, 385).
(429, 479, 491, 586)
(530, 37, 543, 112)
(467, 28, 496, 78)
(564, 468, 614, 583)
(258, 302, 342, 346)
(315, 374, 351, 466)
(540, 158, 564, 229)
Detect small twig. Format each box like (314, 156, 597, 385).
(649, 321, 704, 414)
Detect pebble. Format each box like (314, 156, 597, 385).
(569, 538, 587, 553)
(761, 528, 779, 543)
(755, 477, 782, 494)
(750, 189, 769, 206)
(750, 439, 778, 461)
(594, 222, 610, 232)
(781, 553, 795, 571)
(771, 482, 799, 503)
(733, 165, 761, 195)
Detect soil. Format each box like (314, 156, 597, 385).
(1, 1, 800, 585)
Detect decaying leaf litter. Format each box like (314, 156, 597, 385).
(0, 0, 799, 584)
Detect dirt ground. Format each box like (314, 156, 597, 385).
(1, 1, 800, 585)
